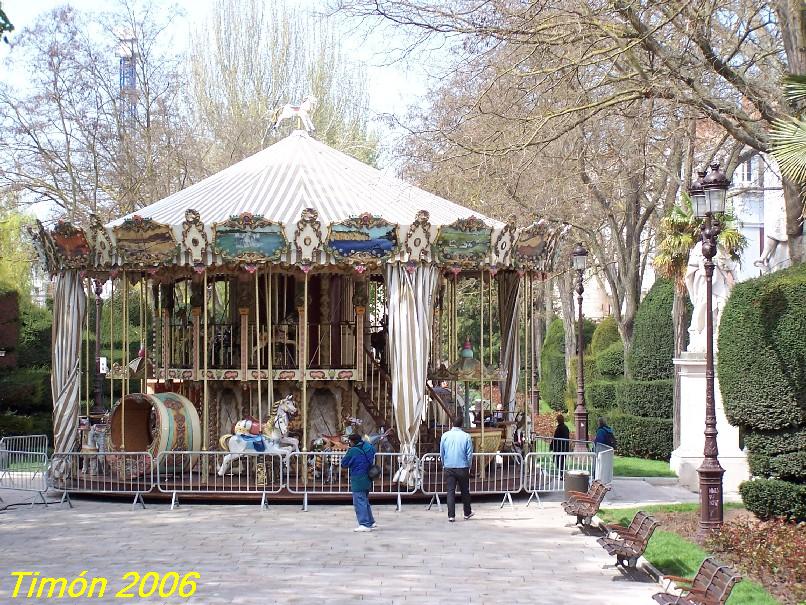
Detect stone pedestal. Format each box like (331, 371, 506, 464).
(671, 352, 749, 494)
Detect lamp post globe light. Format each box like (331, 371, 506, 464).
(571, 242, 588, 451)
(689, 162, 730, 535)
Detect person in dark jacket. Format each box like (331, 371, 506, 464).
(550, 414, 571, 471)
(594, 417, 616, 451)
(340, 432, 377, 532)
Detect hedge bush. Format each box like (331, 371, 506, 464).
(718, 264, 806, 432)
(16, 304, 52, 367)
(615, 379, 674, 418)
(0, 367, 52, 415)
(540, 318, 566, 411)
(739, 479, 806, 521)
(718, 264, 806, 519)
(586, 380, 618, 411)
(610, 413, 673, 460)
(595, 341, 624, 378)
(628, 278, 675, 380)
(591, 316, 620, 354)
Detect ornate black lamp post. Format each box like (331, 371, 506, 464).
(689, 162, 730, 535)
(571, 243, 588, 450)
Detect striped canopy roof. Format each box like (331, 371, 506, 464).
(108, 130, 500, 228)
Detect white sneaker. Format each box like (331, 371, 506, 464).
(371, 523, 378, 528)
(353, 526, 372, 532)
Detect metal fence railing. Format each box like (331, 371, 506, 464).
(595, 444, 614, 485)
(155, 451, 285, 510)
(0, 434, 49, 457)
(522, 451, 597, 507)
(419, 452, 524, 509)
(0, 449, 49, 505)
(49, 452, 154, 510)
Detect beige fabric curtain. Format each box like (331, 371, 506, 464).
(51, 270, 87, 477)
(386, 262, 439, 484)
(497, 271, 521, 426)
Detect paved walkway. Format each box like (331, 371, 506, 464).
(0, 487, 666, 605)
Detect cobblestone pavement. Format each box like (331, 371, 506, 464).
(0, 490, 663, 605)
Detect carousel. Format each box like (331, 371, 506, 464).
(33, 125, 565, 500)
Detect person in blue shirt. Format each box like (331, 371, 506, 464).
(439, 415, 474, 522)
(340, 432, 377, 532)
(594, 417, 617, 451)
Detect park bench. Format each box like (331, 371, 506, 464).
(562, 479, 611, 526)
(602, 510, 651, 540)
(652, 557, 742, 605)
(596, 511, 660, 568)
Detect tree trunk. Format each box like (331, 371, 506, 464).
(557, 271, 576, 380)
(532, 280, 547, 382)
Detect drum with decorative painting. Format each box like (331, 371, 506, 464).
(108, 392, 201, 474)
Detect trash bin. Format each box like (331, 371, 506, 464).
(564, 469, 590, 498)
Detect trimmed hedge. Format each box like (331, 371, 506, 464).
(0, 367, 52, 415)
(16, 304, 52, 367)
(718, 263, 805, 519)
(739, 479, 806, 521)
(591, 316, 620, 354)
(595, 341, 624, 378)
(718, 264, 806, 432)
(628, 278, 675, 380)
(586, 380, 618, 411)
(610, 413, 673, 460)
(541, 318, 566, 411)
(616, 379, 674, 418)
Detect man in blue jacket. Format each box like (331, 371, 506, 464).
(340, 432, 377, 532)
(439, 415, 474, 522)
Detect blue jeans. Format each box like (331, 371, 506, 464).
(352, 490, 375, 527)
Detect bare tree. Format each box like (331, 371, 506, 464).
(191, 0, 378, 169)
(336, 0, 806, 261)
(0, 2, 203, 223)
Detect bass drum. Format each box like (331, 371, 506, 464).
(109, 392, 201, 471)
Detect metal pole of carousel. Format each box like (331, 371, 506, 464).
(302, 270, 309, 451)
(480, 269, 485, 442)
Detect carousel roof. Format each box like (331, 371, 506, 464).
(108, 130, 500, 229)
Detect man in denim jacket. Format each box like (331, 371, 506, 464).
(439, 415, 474, 522)
(341, 432, 377, 532)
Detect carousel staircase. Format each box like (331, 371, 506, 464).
(354, 348, 400, 449)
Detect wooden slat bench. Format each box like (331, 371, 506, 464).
(596, 511, 660, 568)
(602, 510, 651, 541)
(652, 557, 742, 605)
(562, 479, 611, 526)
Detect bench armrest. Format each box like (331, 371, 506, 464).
(663, 575, 693, 585)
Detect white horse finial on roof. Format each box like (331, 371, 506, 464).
(270, 94, 318, 135)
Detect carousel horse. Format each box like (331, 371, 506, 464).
(217, 395, 299, 476)
(270, 95, 317, 134)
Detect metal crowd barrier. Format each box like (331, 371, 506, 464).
(522, 451, 597, 507)
(49, 452, 154, 510)
(0, 449, 49, 506)
(595, 444, 615, 485)
(155, 451, 286, 510)
(286, 451, 418, 511)
(419, 452, 524, 509)
(0, 434, 49, 457)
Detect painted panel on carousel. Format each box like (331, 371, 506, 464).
(88, 214, 114, 267)
(493, 219, 517, 267)
(181, 209, 209, 266)
(434, 216, 492, 265)
(31, 220, 59, 273)
(113, 215, 178, 265)
(404, 210, 434, 262)
(50, 221, 92, 269)
(514, 220, 551, 269)
(294, 207, 324, 265)
(213, 212, 288, 263)
(326, 213, 398, 261)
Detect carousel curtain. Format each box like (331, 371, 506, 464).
(386, 262, 438, 484)
(497, 271, 521, 421)
(51, 270, 87, 477)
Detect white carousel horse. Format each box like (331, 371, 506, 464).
(217, 395, 299, 476)
(270, 95, 318, 134)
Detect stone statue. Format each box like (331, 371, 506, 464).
(754, 192, 790, 271)
(685, 241, 736, 353)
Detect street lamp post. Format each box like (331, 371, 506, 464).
(690, 162, 730, 535)
(571, 243, 588, 451)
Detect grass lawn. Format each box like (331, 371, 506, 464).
(613, 455, 677, 477)
(599, 504, 779, 605)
